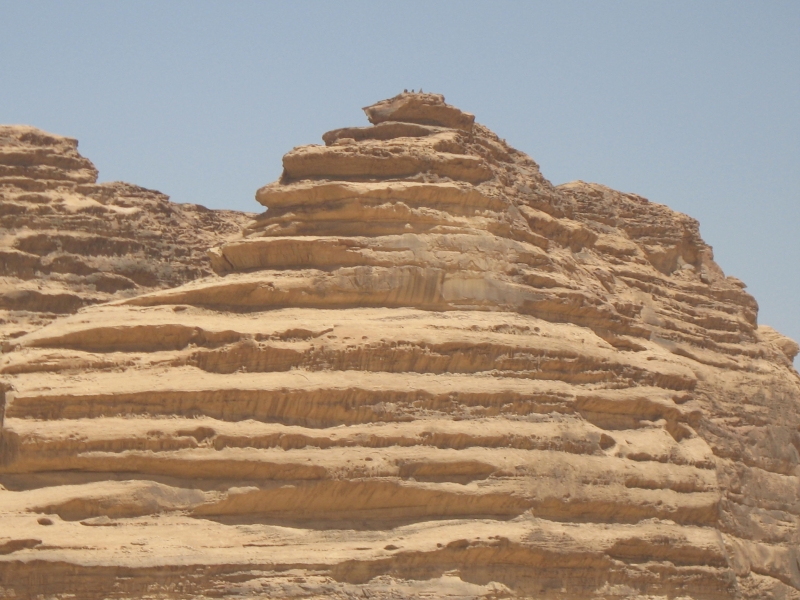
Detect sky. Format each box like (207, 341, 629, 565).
(1, 1, 798, 364)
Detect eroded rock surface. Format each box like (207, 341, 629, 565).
(0, 94, 798, 599)
(0, 125, 253, 345)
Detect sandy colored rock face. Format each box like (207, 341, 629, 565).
(0, 93, 799, 599)
(0, 125, 253, 346)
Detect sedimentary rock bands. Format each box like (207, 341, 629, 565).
(0, 93, 798, 599)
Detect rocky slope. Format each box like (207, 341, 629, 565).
(0, 125, 253, 345)
(0, 94, 799, 599)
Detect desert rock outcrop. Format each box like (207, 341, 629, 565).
(0, 125, 252, 345)
(1, 94, 799, 599)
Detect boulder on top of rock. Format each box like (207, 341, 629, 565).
(363, 92, 476, 131)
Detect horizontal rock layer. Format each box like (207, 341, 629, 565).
(0, 94, 798, 599)
(0, 125, 252, 347)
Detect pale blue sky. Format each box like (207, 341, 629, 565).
(1, 1, 798, 363)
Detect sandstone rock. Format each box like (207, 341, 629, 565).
(363, 92, 476, 131)
(759, 324, 800, 362)
(0, 95, 798, 599)
(0, 125, 253, 346)
(0, 125, 98, 186)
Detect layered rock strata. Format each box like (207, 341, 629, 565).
(1, 94, 799, 599)
(0, 125, 252, 345)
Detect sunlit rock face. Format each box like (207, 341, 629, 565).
(0, 125, 252, 345)
(1, 93, 798, 600)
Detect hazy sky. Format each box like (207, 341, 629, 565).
(1, 1, 798, 363)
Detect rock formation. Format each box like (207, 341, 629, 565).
(0, 125, 252, 345)
(0, 93, 798, 599)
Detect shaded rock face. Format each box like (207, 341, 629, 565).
(0, 125, 253, 344)
(0, 93, 798, 600)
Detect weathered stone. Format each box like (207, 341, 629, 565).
(0, 95, 798, 599)
(363, 92, 476, 131)
(0, 126, 253, 344)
